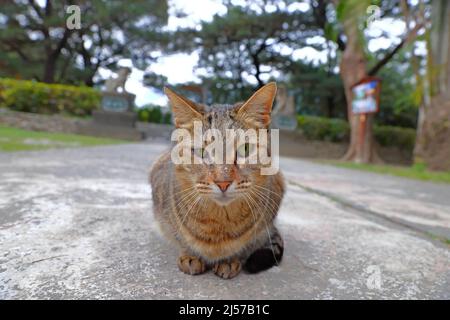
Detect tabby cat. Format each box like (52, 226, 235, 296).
(150, 82, 285, 279)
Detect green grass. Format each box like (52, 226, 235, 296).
(0, 126, 125, 152)
(322, 161, 450, 184)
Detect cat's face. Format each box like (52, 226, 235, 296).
(166, 83, 277, 206)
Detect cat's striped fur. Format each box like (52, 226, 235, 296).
(150, 83, 285, 279)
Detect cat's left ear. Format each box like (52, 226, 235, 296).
(164, 87, 203, 129)
(236, 82, 277, 128)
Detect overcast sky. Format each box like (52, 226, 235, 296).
(101, 0, 409, 107)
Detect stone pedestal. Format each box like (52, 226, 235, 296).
(76, 92, 143, 141)
(77, 120, 143, 141)
(92, 110, 137, 127)
(101, 92, 136, 113)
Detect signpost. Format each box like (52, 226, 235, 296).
(351, 77, 381, 162)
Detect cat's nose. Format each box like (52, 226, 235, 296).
(215, 181, 232, 192)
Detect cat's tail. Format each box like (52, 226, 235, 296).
(243, 228, 284, 273)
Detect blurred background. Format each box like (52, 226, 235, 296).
(0, 0, 449, 181)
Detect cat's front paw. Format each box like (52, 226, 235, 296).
(213, 259, 242, 279)
(178, 255, 206, 275)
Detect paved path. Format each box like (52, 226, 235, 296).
(0, 142, 449, 299)
(282, 158, 450, 240)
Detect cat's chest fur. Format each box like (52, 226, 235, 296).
(184, 201, 255, 238)
(176, 201, 265, 260)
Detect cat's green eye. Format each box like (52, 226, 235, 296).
(192, 147, 205, 158)
(237, 143, 253, 158)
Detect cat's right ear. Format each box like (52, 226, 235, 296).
(164, 87, 202, 129)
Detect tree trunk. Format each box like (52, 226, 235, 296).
(43, 57, 56, 83)
(326, 95, 334, 118)
(84, 75, 95, 87)
(414, 0, 450, 171)
(339, 10, 381, 163)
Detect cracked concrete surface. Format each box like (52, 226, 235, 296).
(0, 142, 449, 299)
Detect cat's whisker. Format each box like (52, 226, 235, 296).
(176, 190, 199, 213)
(252, 186, 281, 210)
(180, 196, 201, 226)
(172, 191, 199, 226)
(161, 186, 196, 206)
(247, 190, 279, 265)
(253, 184, 283, 199)
(250, 190, 278, 255)
(192, 194, 206, 224)
(196, 187, 212, 194)
(173, 188, 197, 206)
(250, 188, 279, 213)
(244, 191, 259, 214)
(245, 191, 269, 248)
(174, 195, 198, 234)
(195, 182, 212, 194)
(171, 185, 196, 197)
(153, 183, 195, 236)
(242, 194, 258, 247)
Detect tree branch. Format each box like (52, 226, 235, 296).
(51, 27, 71, 57)
(336, 33, 346, 51)
(368, 39, 406, 76)
(368, 23, 423, 76)
(28, 0, 44, 20)
(4, 40, 31, 62)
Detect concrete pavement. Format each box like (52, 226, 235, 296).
(0, 142, 449, 299)
(282, 157, 450, 240)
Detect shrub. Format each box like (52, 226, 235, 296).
(148, 107, 162, 123)
(0, 78, 100, 117)
(297, 115, 350, 142)
(137, 108, 151, 122)
(162, 112, 172, 124)
(297, 115, 416, 151)
(373, 125, 416, 151)
(137, 106, 172, 124)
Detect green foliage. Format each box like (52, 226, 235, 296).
(297, 115, 349, 142)
(297, 115, 416, 151)
(324, 23, 338, 43)
(0, 78, 100, 116)
(200, 78, 255, 105)
(289, 61, 346, 118)
(371, 53, 419, 128)
(373, 125, 416, 151)
(193, 1, 318, 88)
(342, 0, 372, 20)
(137, 106, 172, 124)
(162, 112, 172, 124)
(0, 0, 168, 84)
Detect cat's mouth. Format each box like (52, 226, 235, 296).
(211, 192, 236, 206)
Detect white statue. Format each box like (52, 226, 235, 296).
(105, 67, 132, 93)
